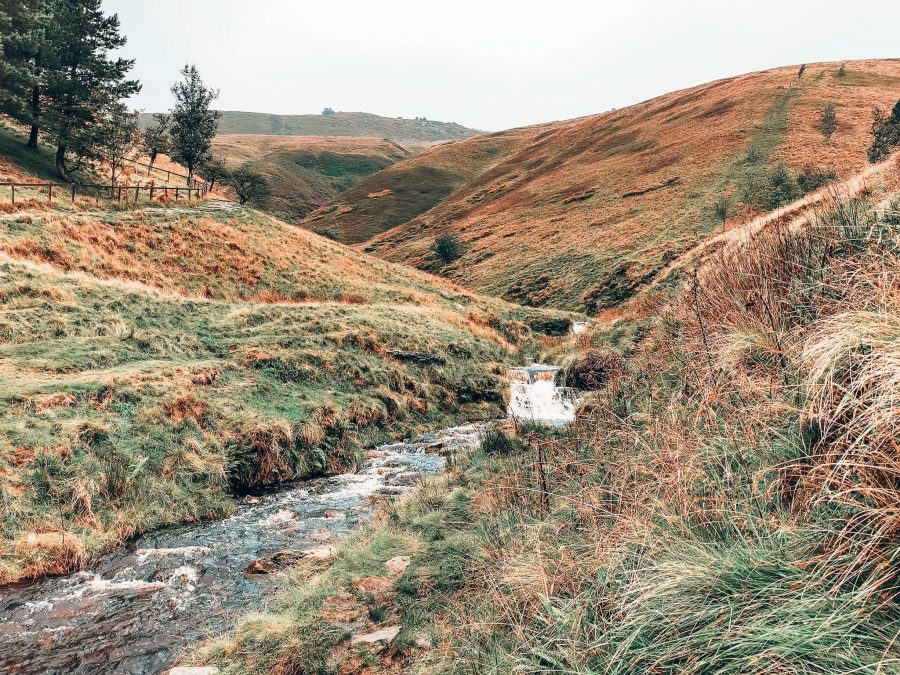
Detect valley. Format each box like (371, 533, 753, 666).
(309, 60, 900, 312)
(0, 5, 898, 670)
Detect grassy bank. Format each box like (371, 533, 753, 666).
(0, 197, 576, 585)
(194, 175, 900, 672)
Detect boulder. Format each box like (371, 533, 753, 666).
(385, 555, 410, 575)
(350, 625, 401, 646)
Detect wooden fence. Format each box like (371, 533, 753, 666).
(0, 180, 210, 206)
(124, 157, 207, 189)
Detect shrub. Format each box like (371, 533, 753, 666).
(713, 196, 731, 223)
(432, 234, 462, 264)
(568, 349, 625, 390)
(738, 165, 800, 211)
(528, 317, 571, 336)
(481, 428, 526, 456)
(797, 165, 837, 194)
(867, 99, 900, 163)
(837, 62, 847, 77)
(820, 103, 837, 141)
(883, 194, 900, 225)
(767, 164, 800, 209)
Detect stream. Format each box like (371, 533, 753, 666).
(0, 423, 489, 675)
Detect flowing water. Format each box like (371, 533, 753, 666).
(0, 423, 489, 675)
(507, 364, 580, 426)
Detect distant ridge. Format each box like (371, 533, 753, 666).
(139, 110, 480, 144)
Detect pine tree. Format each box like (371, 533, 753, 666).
(868, 99, 900, 163)
(820, 103, 837, 142)
(0, 0, 51, 148)
(41, 0, 140, 181)
(169, 65, 221, 182)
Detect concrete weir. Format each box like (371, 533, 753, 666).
(507, 364, 579, 426)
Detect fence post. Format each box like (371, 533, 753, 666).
(11, 184, 14, 205)
(149, 185, 154, 203)
(95, 186, 99, 207)
(48, 185, 52, 203)
(71, 184, 76, 203)
(167, 170, 171, 182)
(175, 188, 179, 201)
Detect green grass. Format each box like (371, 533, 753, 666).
(0, 195, 578, 584)
(0, 256, 519, 582)
(250, 149, 400, 221)
(0, 123, 67, 184)
(193, 188, 900, 673)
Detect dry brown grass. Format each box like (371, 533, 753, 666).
(351, 60, 900, 312)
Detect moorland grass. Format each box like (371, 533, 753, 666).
(0, 196, 576, 585)
(194, 182, 900, 673)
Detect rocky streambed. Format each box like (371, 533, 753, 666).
(0, 423, 489, 675)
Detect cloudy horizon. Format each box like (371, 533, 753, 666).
(105, 0, 900, 131)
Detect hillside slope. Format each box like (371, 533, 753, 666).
(0, 193, 572, 585)
(195, 157, 900, 675)
(352, 59, 900, 312)
(140, 111, 480, 144)
(300, 124, 555, 243)
(212, 135, 411, 221)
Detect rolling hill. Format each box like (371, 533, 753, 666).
(0, 147, 572, 583)
(300, 124, 556, 243)
(313, 59, 900, 312)
(211, 134, 412, 220)
(139, 110, 480, 145)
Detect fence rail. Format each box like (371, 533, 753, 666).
(124, 157, 208, 190)
(0, 180, 210, 206)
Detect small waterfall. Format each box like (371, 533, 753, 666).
(571, 321, 593, 336)
(507, 364, 580, 426)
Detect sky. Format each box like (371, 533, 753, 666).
(104, 0, 900, 131)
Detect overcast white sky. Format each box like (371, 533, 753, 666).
(104, 0, 899, 131)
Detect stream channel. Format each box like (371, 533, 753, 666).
(0, 424, 489, 674)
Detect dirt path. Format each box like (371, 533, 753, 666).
(652, 156, 897, 284)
